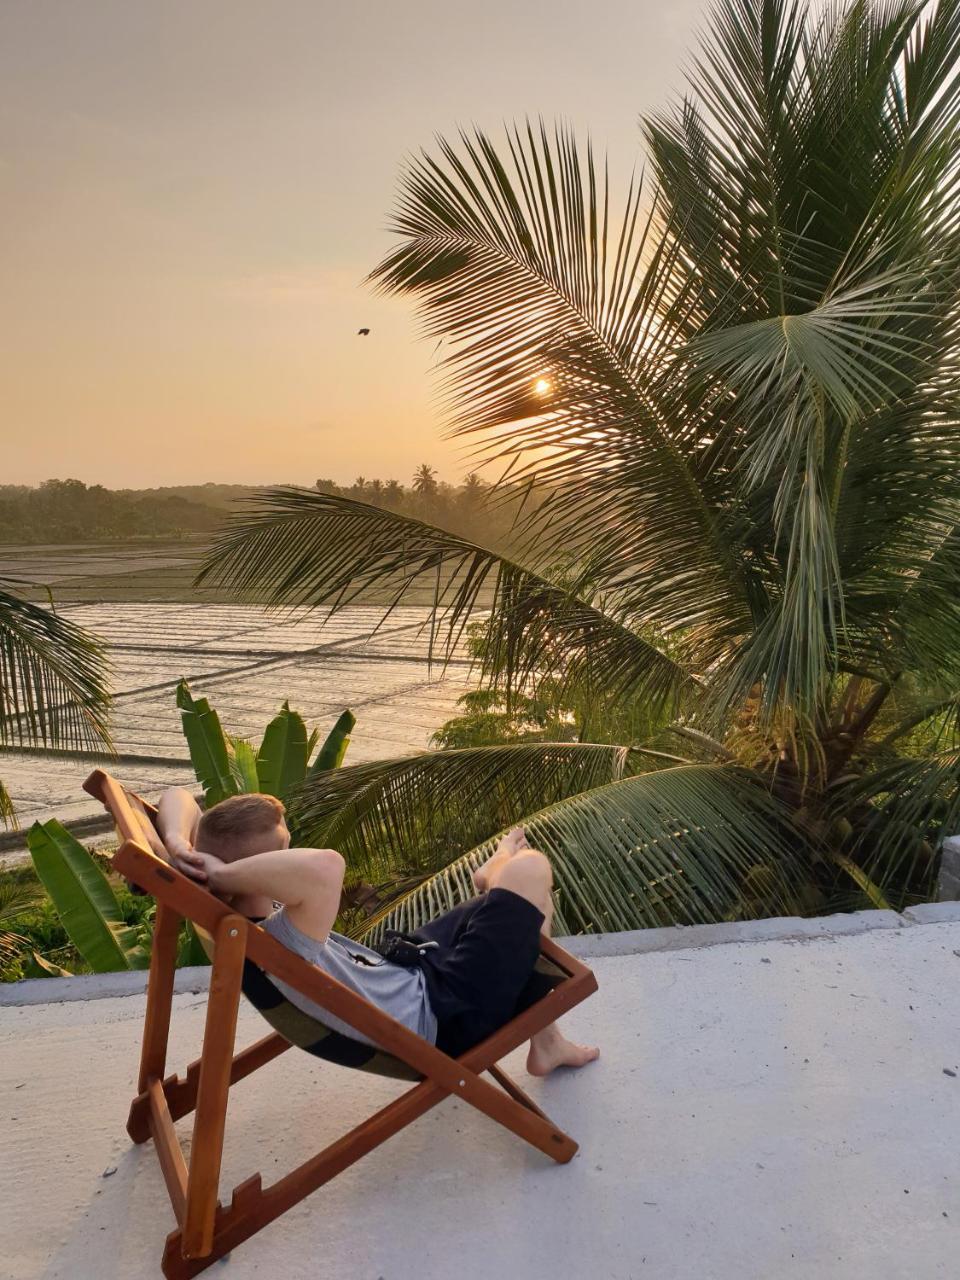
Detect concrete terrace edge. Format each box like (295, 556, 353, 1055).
(6, 901, 960, 1008)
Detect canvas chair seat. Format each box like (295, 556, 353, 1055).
(82, 768, 598, 1279)
(243, 943, 566, 1082)
(192, 922, 423, 1080)
(196, 923, 569, 1082)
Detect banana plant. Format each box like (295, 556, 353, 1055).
(27, 820, 151, 972)
(175, 681, 236, 805)
(13, 692, 356, 980)
(22, 821, 212, 977)
(176, 678, 355, 809)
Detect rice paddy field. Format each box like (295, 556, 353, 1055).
(1, 542, 475, 854)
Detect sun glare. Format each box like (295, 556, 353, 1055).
(533, 377, 552, 396)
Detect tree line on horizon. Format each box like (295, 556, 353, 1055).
(0, 469, 522, 546)
(313, 465, 529, 543)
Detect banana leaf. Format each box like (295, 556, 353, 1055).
(228, 736, 260, 793)
(178, 920, 212, 968)
(256, 701, 310, 798)
(309, 710, 356, 774)
(27, 820, 150, 971)
(176, 678, 237, 806)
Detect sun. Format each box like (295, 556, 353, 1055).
(533, 377, 552, 396)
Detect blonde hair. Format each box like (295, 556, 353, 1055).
(196, 793, 286, 859)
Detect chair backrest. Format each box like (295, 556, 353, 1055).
(83, 769, 170, 862)
(82, 768, 422, 1080)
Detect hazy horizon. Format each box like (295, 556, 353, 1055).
(2, 0, 706, 488)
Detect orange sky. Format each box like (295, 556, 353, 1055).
(1, 0, 705, 488)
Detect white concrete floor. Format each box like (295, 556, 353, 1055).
(3, 918, 960, 1280)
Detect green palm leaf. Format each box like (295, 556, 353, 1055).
(291, 741, 633, 882)
(368, 122, 754, 644)
(0, 777, 15, 831)
(27, 821, 150, 972)
(0, 880, 42, 960)
(828, 745, 960, 904)
(358, 764, 810, 940)
(198, 487, 690, 708)
(0, 581, 111, 752)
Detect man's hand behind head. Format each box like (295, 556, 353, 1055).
(175, 848, 226, 893)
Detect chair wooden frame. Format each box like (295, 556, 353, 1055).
(82, 769, 598, 1279)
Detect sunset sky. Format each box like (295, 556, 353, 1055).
(2, 0, 705, 489)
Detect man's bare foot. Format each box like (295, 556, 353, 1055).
(526, 1029, 600, 1077)
(472, 826, 530, 892)
(496, 826, 531, 857)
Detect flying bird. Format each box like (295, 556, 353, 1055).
(357, 327, 370, 336)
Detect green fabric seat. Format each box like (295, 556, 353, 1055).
(240, 955, 424, 1081)
(238, 948, 568, 1079)
(194, 922, 422, 1080)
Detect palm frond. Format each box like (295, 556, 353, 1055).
(827, 746, 960, 904)
(0, 582, 112, 753)
(642, 0, 960, 726)
(369, 121, 757, 645)
(197, 487, 690, 707)
(0, 879, 43, 960)
(885, 522, 960, 687)
(358, 764, 812, 939)
(291, 741, 633, 882)
(0, 777, 16, 830)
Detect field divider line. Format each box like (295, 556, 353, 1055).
(0, 744, 193, 767)
(108, 652, 473, 708)
(102, 614, 458, 657)
(106, 630, 474, 706)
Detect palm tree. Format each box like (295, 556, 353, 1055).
(199, 0, 960, 937)
(459, 473, 485, 510)
(412, 463, 438, 497)
(0, 580, 111, 827)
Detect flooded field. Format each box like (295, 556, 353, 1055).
(1, 601, 474, 847)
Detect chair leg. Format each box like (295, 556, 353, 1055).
(139, 904, 182, 1089)
(181, 914, 247, 1261)
(159, 1053, 578, 1279)
(127, 1031, 291, 1141)
(487, 1063, 552, 1121)
(127, 904, 182, 1142)
(160, 1076, 444, 1279)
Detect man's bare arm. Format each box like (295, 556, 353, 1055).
(178, 846, 345, 941)
(156, 788, 202, 862)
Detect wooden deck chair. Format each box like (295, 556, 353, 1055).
(82, 768, 599, 1279)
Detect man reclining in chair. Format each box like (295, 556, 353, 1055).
(157, 789, 599, 1076)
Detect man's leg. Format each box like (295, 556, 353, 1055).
(485, 850, 599, 1076)
(472, 826, 530, 892)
